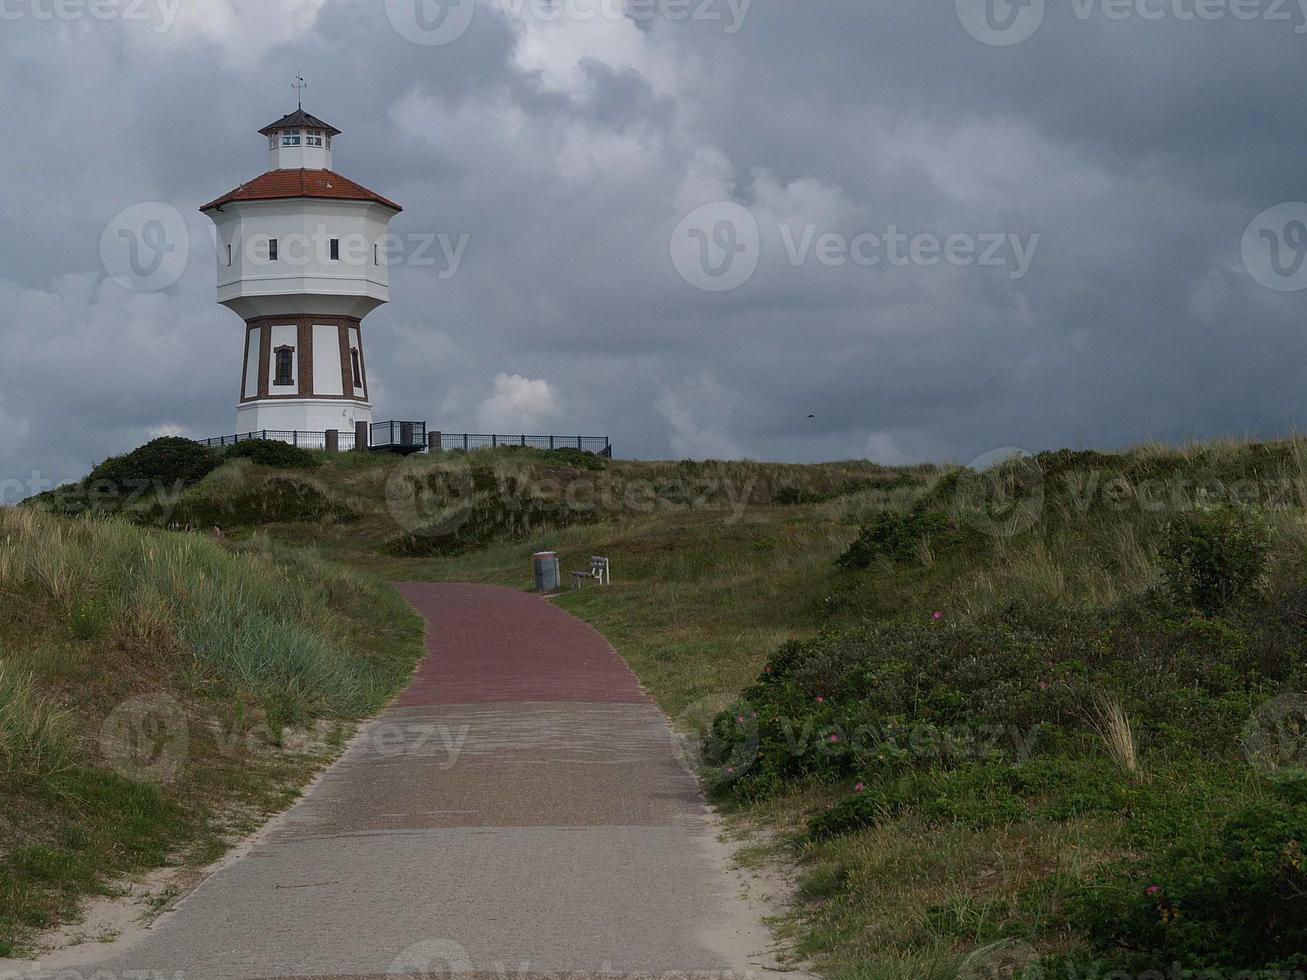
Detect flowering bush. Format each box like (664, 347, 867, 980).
(1049, 795, 1307, 973)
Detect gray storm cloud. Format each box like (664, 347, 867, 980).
(1, 0, 1305, 493)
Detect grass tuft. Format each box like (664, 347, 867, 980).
(0, 660, 73, 786)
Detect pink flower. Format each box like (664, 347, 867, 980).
(1039, 682, 1049, 691)
(1146, 885, 1162, 895)
(736, 715, 745, 724)
(854, 783, 866, 792)
(725, 767, 735, 775)
(932, 611, 943, 621)
(816, 696, 825, 704)
(829, 734, 841, 743)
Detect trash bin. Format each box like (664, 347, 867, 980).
(533, 552, 561, 592)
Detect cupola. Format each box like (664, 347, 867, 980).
(259, 109, 341, 171)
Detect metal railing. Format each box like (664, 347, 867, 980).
(434, 433, 612, 456)
(196, 426, 612, 457)
(371, 420, 427, 449)
(198, 429, 356, 451)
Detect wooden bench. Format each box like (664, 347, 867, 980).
(570, 556, 611, 589)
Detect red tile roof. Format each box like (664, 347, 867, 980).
(200, 170, 402, 213)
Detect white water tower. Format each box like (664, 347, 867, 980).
(201, 102, 403, 434)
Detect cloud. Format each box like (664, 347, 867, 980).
(656, 372, 746, 460)
(474, 374, 562, 432)
(865, 433, 908, 468)
(2, 1, 1307, 493)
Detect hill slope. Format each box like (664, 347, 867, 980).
(0, 505, 423, 957)
(23, 437, 1307, 977)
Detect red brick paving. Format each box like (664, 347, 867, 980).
(392, 583, 650, 706)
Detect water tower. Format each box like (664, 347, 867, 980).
(201, 99, 402, 434)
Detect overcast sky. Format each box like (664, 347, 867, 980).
(2, 0, 1306, 495)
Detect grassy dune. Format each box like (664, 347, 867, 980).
(20, 437, 1307, 975)
(0, 506, 424, 956)
(280, 440, 1307, 979)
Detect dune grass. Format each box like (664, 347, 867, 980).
(0, 507, 424, 956)
(0, 663, 73, 786)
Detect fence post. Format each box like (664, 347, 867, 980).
(354, 421, 369, 452)
(577, 436, 582, 450)
(521, 435, 527, 447)
(293, 430, 298, 448)
(492, 434, 497, 448)
(549, 436, 555, 450)
(325, 429, 339, 452)
(428, 431, 442, 454)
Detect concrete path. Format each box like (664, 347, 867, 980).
(13, 584, 787, 980)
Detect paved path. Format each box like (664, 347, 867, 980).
(15, 584, 784, 980)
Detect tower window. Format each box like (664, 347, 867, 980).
(281, 129, 301, 146)
(274, 346, 295, 387)
(351, 348, 362, 388)
(268, 239, 278, 261)
(374, 243, 379, 265)
(269, 136, 277, 151)
(306, 131, 324, 147)
(226, 243, 232, 266)
(329, 239, 340, 261)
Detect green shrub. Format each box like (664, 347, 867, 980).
(86, 437, 221, 494)
(174, 469, 357, 527)
(809, 787, 896, 838)
(1054, 798, 1307, 973)
(837, 504, 954, 569)
(225, 439, 321, 469)
(390, 493, 589, 557)
(710, 593, 1299, 807)
(544, 447, 606, 471)
(1161, 506, 1270, 614)
(388, 467, 600, 556)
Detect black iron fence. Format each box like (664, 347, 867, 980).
(198, 425, 612, 457)
(435, 433, 612, 456)
(199, 429, 358, 451)
(372, 420, 427, 450)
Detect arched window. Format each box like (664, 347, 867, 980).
(274, 346, 295, 387)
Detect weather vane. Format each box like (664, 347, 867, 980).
(293, 72, 307, 110)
